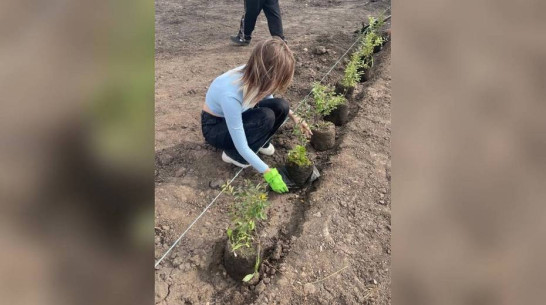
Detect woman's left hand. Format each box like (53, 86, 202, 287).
(299, 120, 313, 137)
(290, 111, 313, 137)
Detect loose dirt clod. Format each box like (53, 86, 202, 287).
(255, 281, 266, 293)
(272, 244, 283, 260)
(314, 46, 327, 55)
(209, 179, 224, 189)
(304, 283, 317, 295)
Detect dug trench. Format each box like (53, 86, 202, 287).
(201, 42, 391, 304)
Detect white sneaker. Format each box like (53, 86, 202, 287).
(259, 143, 275, 156)
(222, 152, 251, 168)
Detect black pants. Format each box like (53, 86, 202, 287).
(201, 98, 289, 164)
(237, 0, 284, 40)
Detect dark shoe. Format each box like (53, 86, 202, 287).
(230, 35, 250, 46)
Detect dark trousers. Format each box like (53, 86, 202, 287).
(201, 98, 290, 164)
(201, 98, 289, 164)
(237, 0, 284, 40)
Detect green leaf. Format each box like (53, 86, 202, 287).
(242, 273, 255, 282)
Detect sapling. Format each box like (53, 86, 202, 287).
(312, 82, 347, 116)
(285, 143, 314, 186)
(287, 144, 312, 167)
(294, 98, 336, 151)
(352, 23, 384, 84)
(223, 180, 269, 253)
(367, 15, 385, 34)
(341, 52, 364, 88)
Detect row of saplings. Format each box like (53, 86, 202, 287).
(222, 16, 389, 284)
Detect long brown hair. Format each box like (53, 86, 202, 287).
(239, 37, 295, 108)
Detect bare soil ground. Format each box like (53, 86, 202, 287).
(155, 0, 391, 304)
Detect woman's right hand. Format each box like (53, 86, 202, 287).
(263, 168, 289, 193)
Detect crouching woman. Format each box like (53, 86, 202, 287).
(201, 37, 312, 193)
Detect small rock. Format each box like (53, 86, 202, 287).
(175, 167, 187, 177)
(303, 47, 308, 52)
(263, 277, 270, 284)
(187, 89, 196, 94)
(172, 257, 183, 267)
(255, 281, 266, 293)
(379, 200, 385, 205)
(313, 211, 322, 218)
(371, 279, 378, 285)
(161, 225, 170, 231)
(314, 46, 327, 55)
(304, 283, 316, 295)
(158, 154, 174, 165)
(209, 179, 224, 189)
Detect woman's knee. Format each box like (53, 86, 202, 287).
(258, 108, 276, 130)
(275, 98, 290, 115)
(262, 98, 289, 117)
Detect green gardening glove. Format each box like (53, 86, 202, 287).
(264, 168, 289, 193)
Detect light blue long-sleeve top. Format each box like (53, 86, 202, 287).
(205, 66, 272, 173)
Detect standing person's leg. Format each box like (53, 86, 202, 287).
(232, 0, 264, 45)
(262, 0, 284, 40)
